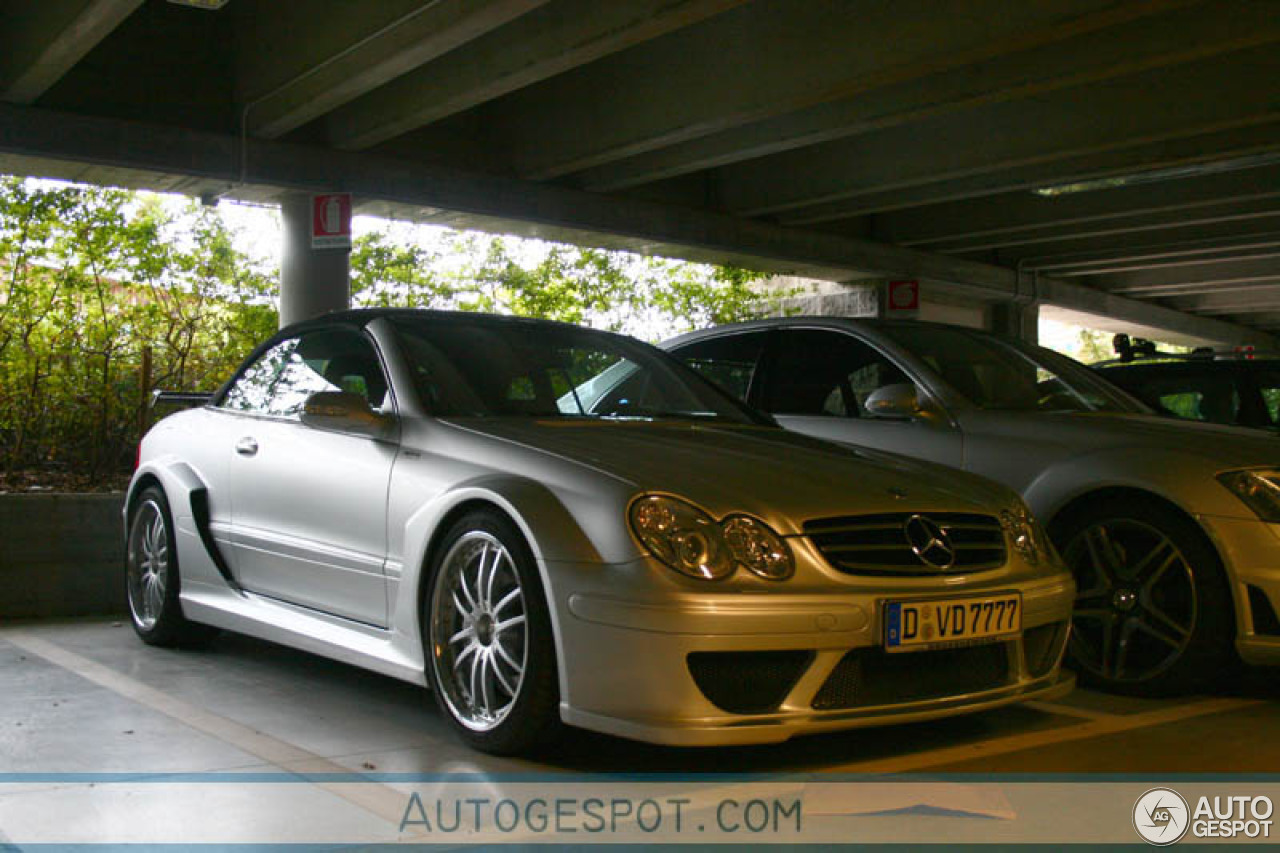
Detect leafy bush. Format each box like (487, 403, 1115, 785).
(0, 179, 779, 489)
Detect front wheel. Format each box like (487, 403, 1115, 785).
(424, 510, 560, 755)
(125, 486, 219, 647)
(1053, 497, 1232, 695)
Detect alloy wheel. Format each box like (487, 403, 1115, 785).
(1065, 519, 1197, 684)
(429, 531, 529, 732)
(127, 499, 169, 631)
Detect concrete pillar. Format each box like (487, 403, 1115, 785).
(990, 301, 1040, 345)
(279, 193, 350, 328)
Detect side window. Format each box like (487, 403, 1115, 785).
(672, 332, 768, 401)
(1141, 370, 1237, 425)
(221, 329, 389, 418)
(1250, 370, 1280, 426)
(221, 338, 295, 414)
(764, 329, 910, 417)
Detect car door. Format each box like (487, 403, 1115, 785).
(222, 326, 397, 627)
(756, 327, 964, 466)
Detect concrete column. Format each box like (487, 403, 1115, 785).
(989, 301, 1040, 344)
(279, 193, 350, 328)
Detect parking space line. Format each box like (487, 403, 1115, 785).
(2, 631, 414, 831)
(830, 696, 1263, 773)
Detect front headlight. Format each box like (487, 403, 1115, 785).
(1218, 468, 1280, 522)
(723, 515, 795, 580)
(628, 496, 794, 581)
(629, 495, 734, 580)
(1001, 503, 1045, 566)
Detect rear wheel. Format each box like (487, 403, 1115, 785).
(125, 486, 219, 647)
(424, 510, 560, 755)
(1053, 497, 1232, 695)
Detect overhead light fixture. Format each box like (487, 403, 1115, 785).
(1032, 151, 1280, 197)
(166, 0, 229, 9)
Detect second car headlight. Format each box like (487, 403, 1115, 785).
(629, 495, 793, 581)
(1218, 468, 1280, 522)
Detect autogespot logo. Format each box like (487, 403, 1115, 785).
(1134, 788, 1190, 846)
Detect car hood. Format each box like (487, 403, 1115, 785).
(967, 410, 1280, 468)
(445, 417, 1017, 534)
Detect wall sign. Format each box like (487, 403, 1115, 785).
(311, 193, 352, 250)
(887, 279, 920, 315)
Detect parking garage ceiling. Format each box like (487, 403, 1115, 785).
(0, 0, 1278, 342)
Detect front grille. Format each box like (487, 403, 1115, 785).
(812, 643, 1011, 710)
(805, 512, 1006, 576)
(687, 651, 813, 714)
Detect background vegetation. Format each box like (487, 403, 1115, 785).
(0, 178, 774, 490)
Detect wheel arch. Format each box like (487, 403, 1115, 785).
(1047, 485, 1237, 638)
(401, 477, 606, 708)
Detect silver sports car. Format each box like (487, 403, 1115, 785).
(666, 317, 1280, 697)
(126, 309, 1073, 754)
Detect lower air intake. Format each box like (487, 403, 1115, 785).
(812, 643, 1011, 710)
(687, 650, 813, 714)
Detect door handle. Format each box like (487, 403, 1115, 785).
(235, 437, 259, 457)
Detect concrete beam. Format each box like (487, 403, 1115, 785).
(1022, 232, 1280, 276)
(0, 0, 144, 103)
(327, 0, 747, 151)
(0, 101, 1270, 348)
(572, 0, 1279, 192)
(1034, 278, 1265, 346)
(712, 47, 1280, 218)
(1167, 287, 1280, 315)
(1028, 233, 1280, 276)
(1225, 311, 1280, 329)
(938, 200, 1280, 261)
(879, 164, 1280, 250)
(1107, 277, 1280, 299)
(1095, 256, 1280, 295)
(787, 124, 1280, 224)
(242, 0, 547, 139)
(459, 0, 1152, 180)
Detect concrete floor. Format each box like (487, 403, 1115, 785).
(2, 619, 1278, 844)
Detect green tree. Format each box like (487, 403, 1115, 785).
(0, 178, 786, 488)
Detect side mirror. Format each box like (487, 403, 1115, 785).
(301, 391, 393, 439)
(864, 384, 923, 420)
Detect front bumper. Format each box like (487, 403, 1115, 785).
(1199, 514, 1280, 666)
(551, 565, 1075, 746)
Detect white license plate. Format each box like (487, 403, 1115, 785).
(884, 593, 1022, 652)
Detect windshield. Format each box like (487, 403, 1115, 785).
(876, 325, 1148, 414)
(390, 316, 768, 424)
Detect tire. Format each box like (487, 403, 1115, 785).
(1051, 496, 1233, 696)
(125, 486, 220, 648)
(423, 510, 561, 755)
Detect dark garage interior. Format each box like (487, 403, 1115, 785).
(2, 1, 1280, 846)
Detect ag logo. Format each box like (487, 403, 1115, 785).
(1134, 788, 1190, 845)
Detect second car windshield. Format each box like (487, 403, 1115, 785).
(390, 316, 764, 423)
(876, 325, 1145, 414)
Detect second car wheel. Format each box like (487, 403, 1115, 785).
(424, 509, 561, 755)
(1053, 496, 1233, 695)
(125, 485, 220, 648)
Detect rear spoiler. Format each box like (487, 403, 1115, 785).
(150, 390, 215, 409)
